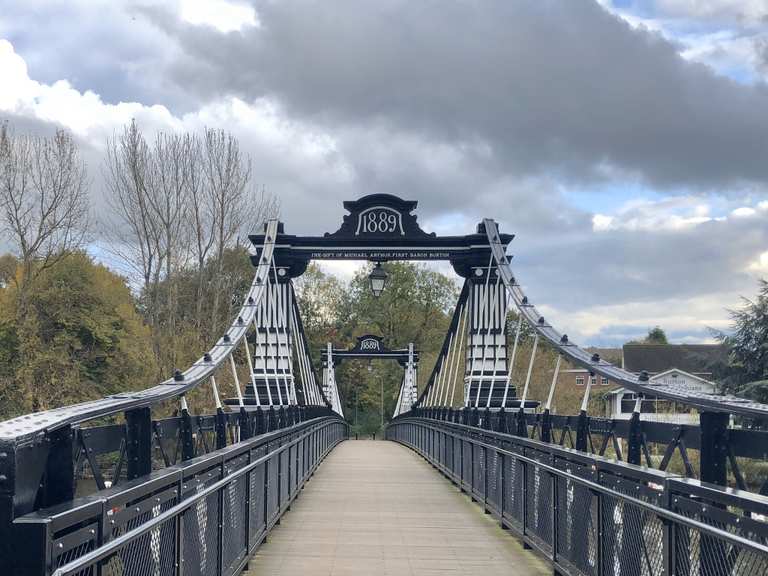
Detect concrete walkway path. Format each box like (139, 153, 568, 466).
(245, 439, 549, 576)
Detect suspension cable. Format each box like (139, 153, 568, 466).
(291, 302, 318, 405)
(242, 334, 261, 408)
(439, 306, 462, 406)
(443, 302, 467, 406)
(254, 326, 274, 406)
(450, 303, 469, 406)
(520, 333, 539, 404)
(229, 355, 245, 407)
(210, 375, 222, 409)
(268, 281, 284, 406)
(290, 305, 311, 405)
(448, 302, 469, 408)
(465, 253, 495, 406)
(429, 331, 452, 407)
(486, 281, 511, 408)
(501, 315, 523, 407)
(544, 354, 562, 411)
(580, 372, 593, 412)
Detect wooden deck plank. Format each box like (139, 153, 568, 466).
(244, 440, 549, 576)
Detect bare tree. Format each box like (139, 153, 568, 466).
(103, 121, 278, 365)
(103, 121, 164, 328)
(196, 128, 278, 335)
(0, 123, 90, 293)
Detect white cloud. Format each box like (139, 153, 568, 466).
(179, 0, 258, 33)
(539, 291, 734, 345)
(599, 1, 768, 83)
(731, 206, 756, 217)
(747, 251, 768, 274)
(0, 39, 179, 139)
(655, 1, 768, 23)
(591, 196, 719, 232)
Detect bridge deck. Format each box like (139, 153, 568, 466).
(245, 439, 548, 576)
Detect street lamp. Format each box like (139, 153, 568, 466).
(368, 262, 388, 297)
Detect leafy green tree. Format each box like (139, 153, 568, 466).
(714, 279, 768, 399)
(645, 326, 668, 344)
(627, 326, 669, 345)
(0, 252, 157, 417)
(327, 262, 457, 430)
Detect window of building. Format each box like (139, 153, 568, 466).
(590, 376, 597, 386)
(601, 377, 609, 386)
(575, 376, 585, 386)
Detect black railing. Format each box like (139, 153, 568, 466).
(387, 416, 768, 576)
(410, 407, 768, 493)
(13, 415, 348, 576)
(69, 405, 332, 495)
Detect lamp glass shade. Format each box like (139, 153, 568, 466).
(369, 263, 388, 297)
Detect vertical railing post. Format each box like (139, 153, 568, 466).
(595, 489, 604, 576)
(662, 479, 677, 576)
(700, 412, 728, 486)
(126, 407, 152, 479)
(699, 411, 729, 576)
(551, 464, 559, 568)
(215, 408, 227, 450)
(180, 408, 195, 462)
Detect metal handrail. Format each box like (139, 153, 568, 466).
(393, 417, 768, 555)
(52, 415, 345, 576)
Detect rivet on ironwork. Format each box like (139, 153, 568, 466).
(223, 334, 231, 343)
(538, 316, 545, 325)
(521, 296, 528, 305)
(204, 353, 212, 362)
(174, 369, 184, 382)
(560, 334, 568, 344)
(639, 370, 650, 382)
(591, 353, 600, 363)
(237, 316, 244, 325)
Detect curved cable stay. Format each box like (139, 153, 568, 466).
(392, 344, 418, 417)
(322, 344, 344, 416)
(414, 282, 469, 408)
(0, 219, 330, 444)
(290, 284, 332, 409)
(481, 218, 768, 419)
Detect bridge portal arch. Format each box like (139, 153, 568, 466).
(320, 335, 419, 418)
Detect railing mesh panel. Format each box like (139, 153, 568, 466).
(102, 516, 177, 576)
(221, 474, 247, 575)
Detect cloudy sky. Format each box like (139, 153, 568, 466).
(1, 0, 767, 346)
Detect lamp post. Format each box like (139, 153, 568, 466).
(368, 262, 388, 297)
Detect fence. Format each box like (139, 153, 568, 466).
(13, 416, 348, 576)
(388, 417, 768, 576)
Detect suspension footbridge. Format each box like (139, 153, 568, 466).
(1, 194, 767, 576)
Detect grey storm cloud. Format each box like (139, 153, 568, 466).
(144, 0, 768, 191)
(512, 211, 768, 312)
(1, 0, 767, 344)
